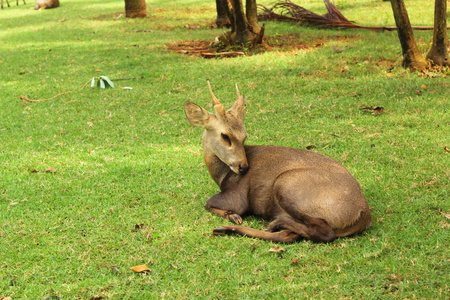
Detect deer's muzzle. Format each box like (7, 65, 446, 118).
(238, 164, 249, 174)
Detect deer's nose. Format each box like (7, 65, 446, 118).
(238, 164, 249, 174)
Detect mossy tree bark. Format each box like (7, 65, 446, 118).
(390, 0, 428, 71)
(426, 0, 449, 67)
(125, 0, 147, 18)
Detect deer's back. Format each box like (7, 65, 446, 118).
(242, 145, 366, 220)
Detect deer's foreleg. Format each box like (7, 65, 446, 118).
(213, 226, 301, 243)
(207, 207, 243, 224)
(205, 192, 248, 224)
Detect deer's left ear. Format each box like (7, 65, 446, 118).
(184, 102, 212, 127)
(229, 96, 245, 120)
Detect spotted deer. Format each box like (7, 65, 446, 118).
(184, 82, 372, 243)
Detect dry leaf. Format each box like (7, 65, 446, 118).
(439, 209, 450, 220)
(45, 167, 57, 173)
(420, 84, 427, 89)
(31, 169, 38, 173)
(132, 224, 145, 232)
(130, 264, 151, 273)
(360, 106, 384, 115)
(269, 247, 286, 253)
(291, 258, 300, 264)
(444, 146, 450, 153)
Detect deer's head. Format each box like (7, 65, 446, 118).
(184, 82, 249, 175)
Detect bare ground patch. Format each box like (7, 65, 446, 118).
(165, 33, 356, 58)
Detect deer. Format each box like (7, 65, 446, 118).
(1, 0, 26, 9)
(184, 82, 372, 243)
(33, 0, 59, 10)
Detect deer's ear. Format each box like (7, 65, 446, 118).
(184, 102, 212, 127)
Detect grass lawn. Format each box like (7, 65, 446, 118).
(0, 0, 449, 298)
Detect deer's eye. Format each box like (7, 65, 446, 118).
(221, 133, 231, 145)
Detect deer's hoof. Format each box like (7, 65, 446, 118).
(228, 213, 242, 224)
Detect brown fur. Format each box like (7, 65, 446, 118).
(184, 83, 372, 243)
(34, 0, 59, 10)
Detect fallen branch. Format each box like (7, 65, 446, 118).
(19, 79, 91, 103)
(200, 51, 245, 58)
(110, 77, 143, 81)
(19, 92, 71, 102)
(258, 0, 446, 32)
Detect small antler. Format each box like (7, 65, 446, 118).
(207, 81, 221, 106)
(235, 83, 244, 104)
(207, 81, 225, 117)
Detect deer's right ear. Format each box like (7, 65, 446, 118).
(184, 102, 211, 127)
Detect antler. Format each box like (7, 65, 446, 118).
(207, 81, 225, 117)
(207, 81, 221, 106)
(235, 83, 244, 104)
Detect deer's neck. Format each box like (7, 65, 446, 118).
(202, 139, 231, 189)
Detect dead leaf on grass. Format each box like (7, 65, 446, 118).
(439, 208, 450, 220)
(444, 146, 450, 153)
(45, 167, 57, 173)
(132, 224, 145, 232)
(360, 106, 384, 115)
(269, 247, 286, 253)
(31, 169, 38, 173)
(291, 258, 300, 264)
(130, 264, 151, 273)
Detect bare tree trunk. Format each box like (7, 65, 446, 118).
(216, 0, 230, 28)
(125, 0, 147, 18)
(224, 0, 262, 45)
(246, 0, 260, 33)
(426, 0, 449, 66)
(390, 0, 428, 71)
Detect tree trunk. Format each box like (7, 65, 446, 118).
(426, 0, 449, 66)
(390, 0, 428, 71)
(125, 0, 147, 18)
(225, 0, 262, 45)
(216, 0, 231, 28)
(246, 0, 260, 33)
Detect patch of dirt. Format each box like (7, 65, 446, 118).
(166, 33, 355, 58)
(166, 40, 213, 57)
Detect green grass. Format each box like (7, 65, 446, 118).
(1, 0, 449, 298)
